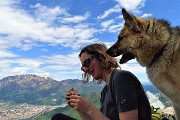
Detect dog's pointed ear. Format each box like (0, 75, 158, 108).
(122, 8, 140, 31)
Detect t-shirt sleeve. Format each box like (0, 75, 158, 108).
(112, 70, 138, 112)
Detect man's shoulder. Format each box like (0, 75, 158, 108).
(113, 69, 134, 77)
(111, 69, 139, 84)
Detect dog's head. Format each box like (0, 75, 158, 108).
(106, 38, 135, 64)
(106, 8, 146, 64)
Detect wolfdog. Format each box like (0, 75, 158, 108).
(106, 8, 180, 119)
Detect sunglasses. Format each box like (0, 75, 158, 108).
(81, 54, 97, 72)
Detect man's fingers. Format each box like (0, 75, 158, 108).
(65, 95, 71, 100)
(70, 95, 80, 100)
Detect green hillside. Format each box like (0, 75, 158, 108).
(35, 92, 101, 120)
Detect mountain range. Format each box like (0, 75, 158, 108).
(0, 74, 172, 120)
(0, 74, 104, 105)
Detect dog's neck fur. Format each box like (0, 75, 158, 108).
(150, 43, 167, 66)
(145, 19, 171, 66)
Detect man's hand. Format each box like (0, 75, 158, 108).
(65, 88, 80, 107)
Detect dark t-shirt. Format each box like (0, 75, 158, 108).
(100, 69, 151, 120)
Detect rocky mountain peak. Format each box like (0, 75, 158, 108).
(0, 74, 58, 88)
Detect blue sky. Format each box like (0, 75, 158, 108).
(0, 0, 179, 83)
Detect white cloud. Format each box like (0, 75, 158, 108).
(0, 0, 97, 52)
(0, 59, 37, 80)
(97, 5, 120, 19)
(141, 13, 153, 18)
(0, 52, 82, 80)
(115, 0, 145, 11)
(0, 0, 20, 6)
(60, 12, 90, 23)
(41, 53, 79, 65)
(32, 3, 69, 24)
(36, 53, 82, 80)
(0, 50, 18, 58)
(100, 19, 114, 29)
(98, 0, 146, 20)
(108, 23, 123, 33)
(121, 60, 146, 74)
(100, 19, 123, 33)
(14, 58, 42, 68)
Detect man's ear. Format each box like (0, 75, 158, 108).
(122, 8, 141, 32)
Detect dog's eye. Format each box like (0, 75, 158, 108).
(118, 35, 126, 40)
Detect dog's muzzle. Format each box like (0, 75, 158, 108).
(106, 45, 135, 64)
(106, 45, 123, 57)
(119, 51, 135, 64)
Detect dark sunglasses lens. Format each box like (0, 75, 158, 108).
(84, 58, 91, 67)
(81, 67, 85, 72)
(81, 54, 97, 72)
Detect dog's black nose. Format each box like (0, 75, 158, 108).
(106, 49, 112, 55)
(107, 46, 124, 57)
(106, 49, 116, 57)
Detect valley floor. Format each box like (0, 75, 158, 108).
(0, 102, 67, 120)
